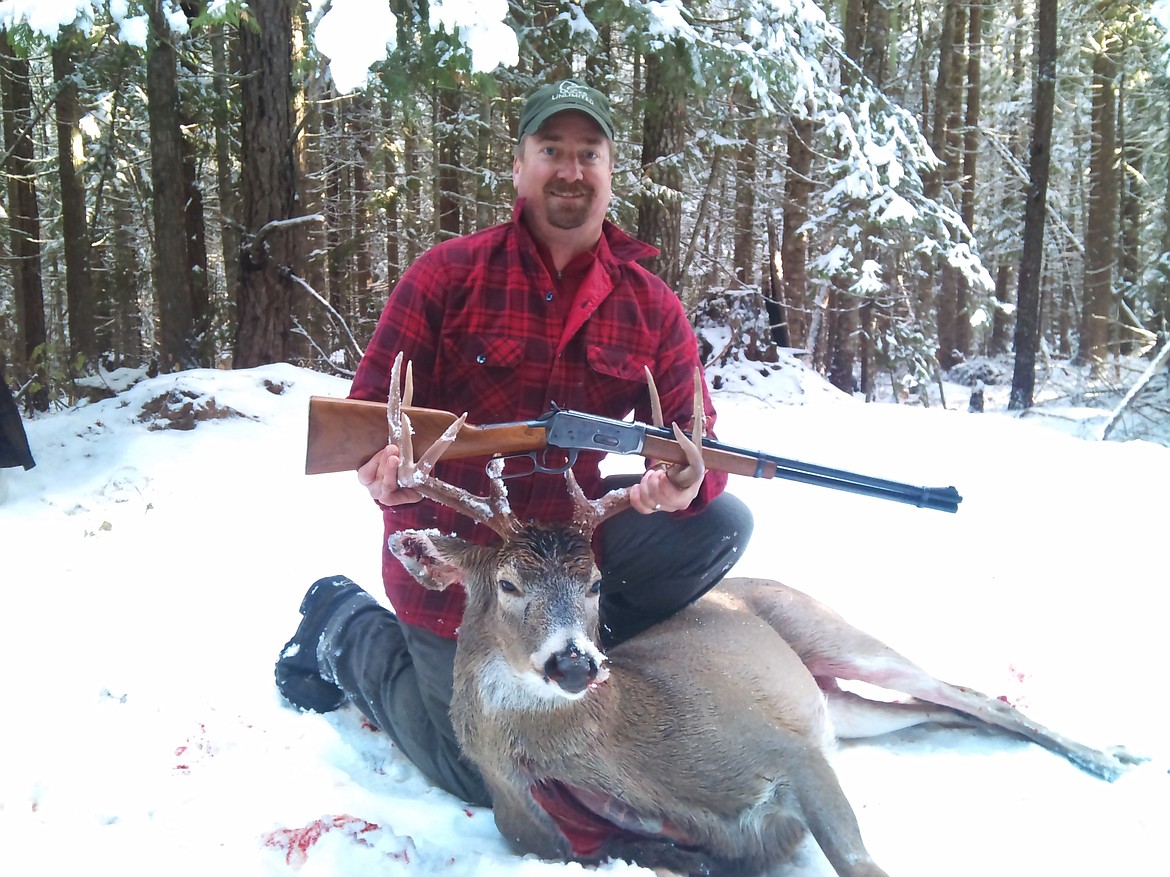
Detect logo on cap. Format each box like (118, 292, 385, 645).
(554, 80, 596, 106)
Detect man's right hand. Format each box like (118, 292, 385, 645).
(356, 445, 423, 506)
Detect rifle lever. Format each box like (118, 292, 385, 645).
(492, 449, 580, 480)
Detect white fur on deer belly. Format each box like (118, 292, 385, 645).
(476, 653, 608, 713)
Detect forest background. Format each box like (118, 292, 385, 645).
(1, 0, 1169, 430)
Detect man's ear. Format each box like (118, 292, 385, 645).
(388, 529, 466, 591)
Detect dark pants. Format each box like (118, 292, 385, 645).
(323, 490, 754, 806)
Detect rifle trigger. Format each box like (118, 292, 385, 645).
(532, 447, 578, 475)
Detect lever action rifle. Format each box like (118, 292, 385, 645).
(306, 396, 962, 513)
(306, 397, 962, 513)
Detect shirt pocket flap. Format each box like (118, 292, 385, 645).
(586, 344, 652, 382)
(455, 335, 526, 368)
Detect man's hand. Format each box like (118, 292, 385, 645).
(628, 422, 705, 515)
(356, 445, 423, 507)
(628, 465, 701, 515)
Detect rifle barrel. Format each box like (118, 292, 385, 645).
(640, 427, 962, 513)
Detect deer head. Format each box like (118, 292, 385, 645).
(383, 353, 704, 702)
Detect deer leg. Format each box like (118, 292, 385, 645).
(785, 745, 889, 877)
(819, 682, 982, 738)
(720, 577, 1143, 781)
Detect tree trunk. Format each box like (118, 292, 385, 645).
(1115, 67, 1142, 356)
(637, 41, 688, 292)
(146, 1, 197, 370)
(1080, 16, 1119, 377)
(436, 83, 461, 240)
(235, 0, 298, 368)
(210, 25, 239, 345)
(958, 0, 983, 356)
(0, 29, 49, 411)
(181, 110, 211, 365)
(781, 113, 814, 349)
(52, 31, 97, 369)
(932, 0, 966, 367)
(1009, 0, 1057, 410)
(732, 85, 757, 289)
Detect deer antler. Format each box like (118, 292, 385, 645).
(567, 368, 707, 533)
(387, 353, 518, 539)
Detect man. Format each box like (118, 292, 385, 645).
(275, 79, 753, 807)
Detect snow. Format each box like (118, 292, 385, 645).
(312, 0, 399, 95)
(1, 358, 1167, 876)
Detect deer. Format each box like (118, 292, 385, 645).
(381, 355, 1139, 877)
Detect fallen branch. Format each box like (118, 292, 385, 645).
(1100, 335, 1170, 440)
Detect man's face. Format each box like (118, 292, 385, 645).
(513, 110, 613, 246)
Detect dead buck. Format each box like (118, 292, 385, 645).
(383, 356, 1138, 877)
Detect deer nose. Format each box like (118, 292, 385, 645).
(543, 645, 598, 694)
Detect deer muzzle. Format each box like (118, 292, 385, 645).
(542, 644, 601, 695)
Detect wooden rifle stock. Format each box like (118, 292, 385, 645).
(306, 396, 548, 475)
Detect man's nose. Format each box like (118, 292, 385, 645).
(556, 156, 584, 180)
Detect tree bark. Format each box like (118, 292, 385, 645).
(146, 1, 197, 370)
(932, 0, 966, 367)
(959, 0, 983, 356)
(210, 25, 239, 338)
(436, 83, 461, 240)
(0, 29, 49, 411)
(52, 31, 97, 369)
(1080, 14, 1119, 377)
(1009, 0, 1057, 410)
(732, 85, 757, 290)
(235, 0, 298, 368)
(781, 113, 814, 349)
(636, 41, 688, 292)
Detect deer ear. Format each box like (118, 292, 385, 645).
(388, 530, 466, 591)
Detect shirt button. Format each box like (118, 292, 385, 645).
(476, 354, 486, 364)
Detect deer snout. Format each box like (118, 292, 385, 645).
(543, 644, 600, 695)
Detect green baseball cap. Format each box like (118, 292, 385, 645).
(519, 79, 615, 141)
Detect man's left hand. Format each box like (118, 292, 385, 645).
(628, 422, 706, 514)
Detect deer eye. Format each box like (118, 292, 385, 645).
(498, 580, 518, 594)
(589, 579, 602, 595)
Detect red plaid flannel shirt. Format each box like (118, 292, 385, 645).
(349, 200, 727, 638)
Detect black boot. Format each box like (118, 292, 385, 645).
(275, 575, 378, 713)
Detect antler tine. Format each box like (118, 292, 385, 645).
(388, 353, 404, 445)
(388, 353, 518, 539)
(403, 359, 414, 408)
(690, 367, 704, 447)
(665, 368, 706, 490)
(565, 469, 631, 535)
(644, 366, 665, 429)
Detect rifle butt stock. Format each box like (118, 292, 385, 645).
(305, 396, 547, 475)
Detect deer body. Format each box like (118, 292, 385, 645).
(392, 525, 889, 877)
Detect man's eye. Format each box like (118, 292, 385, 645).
(584, 151, 599, 162)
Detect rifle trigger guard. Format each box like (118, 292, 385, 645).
(492, 449, 579, 480)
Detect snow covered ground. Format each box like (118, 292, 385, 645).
(1, 356, 1167, 876)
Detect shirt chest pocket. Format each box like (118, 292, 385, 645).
(452, 335, 526, 369)
(440, 334, 531, 417)
(581, 343, 655, 414)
